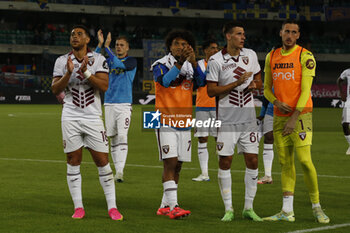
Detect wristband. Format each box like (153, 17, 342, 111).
(83, 69, 92, 79)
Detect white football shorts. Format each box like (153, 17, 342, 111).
(216, 121, 259, 156)
(194, 110, 218, 138)
(155, 126, 192, 162)
(62, 120, 109, 153)
(104, 104, 132, 137)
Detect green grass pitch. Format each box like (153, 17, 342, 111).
(0, 104, 349, 233)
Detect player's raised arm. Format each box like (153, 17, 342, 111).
(51, 56, 74, 95)
(80, 56, 109, 92)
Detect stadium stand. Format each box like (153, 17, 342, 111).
(0, 0, 349, 104)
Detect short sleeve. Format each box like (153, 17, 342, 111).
(340, 69, 350, 80)
(95, 54, 109, 73)
(251, 50, 261, 75)
(301, 51, 316, 77)
(206, 58, 220, 82)
(53, 56, 65, 77)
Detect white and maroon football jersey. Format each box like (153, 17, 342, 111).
(53, 50, 109, 121)
(340, 68, 350, 102)
(206, 48, 261, 124)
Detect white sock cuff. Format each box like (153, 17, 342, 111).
(98, 163, 112, 175)
(117, 134, 128, 144)
(198, 142, 207, 148)
(67, 164, 80, 174)
(345, 135, 350, 143)
(163, 180, 177, 190)
(312, 203, 321, 208)
(263, 144, 273, 150)
(218, 168, 231, 178)
(245, 167, 258, 176)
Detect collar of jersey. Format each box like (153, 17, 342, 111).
(222, 47, 245, 61)
(280, 44, 299, 56)
(69, 48, 93, 63)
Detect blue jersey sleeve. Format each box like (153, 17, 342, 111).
(193, 65, 206, 88)
(95, 46, 102, 54)
(104, 47, 126, 69)
(153, 64, 180, 88)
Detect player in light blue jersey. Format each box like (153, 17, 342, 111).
(257, 95, 274, 184)
(96, 30, 137, 183)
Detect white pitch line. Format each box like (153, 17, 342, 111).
(1, 157, 350, 179)
(286, 223, 350, 233)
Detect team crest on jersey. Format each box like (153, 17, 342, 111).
(102, 60, 108, 69)
(162, 145, 170, 154)
(242, 56, 249, 65)
(74, 64, 79, 68)
(88, 57, 95, 66)
(306, 59, 315, 70)
(299, 132, 306, 140)
(217, 142, 224, 151)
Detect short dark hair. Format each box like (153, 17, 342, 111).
(222, 21, 244, 37)
(71, 25, 90, 38)
(281, 19, 300, 31)
(165, 29, 196, 52)
(116, 35, 129, 44)
(202, 39, 218, 51)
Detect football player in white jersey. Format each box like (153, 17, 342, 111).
(51, 25, 123, 221)
(337, 68, 350, 154)
(206, 22, 263, 222)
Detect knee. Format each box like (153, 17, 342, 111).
(67, 156, 81, 166)
(175, 162, 182, 174)
(264, 132, 274, 144)
(198, 137, 208, 143)
(219, 156, 232, 170)
(245, 154, 258, 169)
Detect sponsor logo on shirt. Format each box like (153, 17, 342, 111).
(273, 63, 294, 70)
(306, 59, 315, 70)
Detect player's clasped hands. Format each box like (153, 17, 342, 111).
(66, 56, 74, 74)
(237, 71, 252, 86)
(80, 56, 89, 73)
(179, 45, 195, 65)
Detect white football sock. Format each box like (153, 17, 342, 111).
(67, 164, 83, 209)
(198, 142, 209, 176)
(111, 135, 128, 175)
(218, 168, 233, 211)
(345, 135, 350, 145)
(282, 195, 294, 213)
(263, 144, 274, 177)
(116, 144, 128, 174)
(163, 180, 177, 210)
(312, 203, 321, 209)
(160, 192, 168, 208)
(98, 163, 117, 210)
(244, 168, 258, 210)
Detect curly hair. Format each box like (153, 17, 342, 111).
(165, 29, 196, 52)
